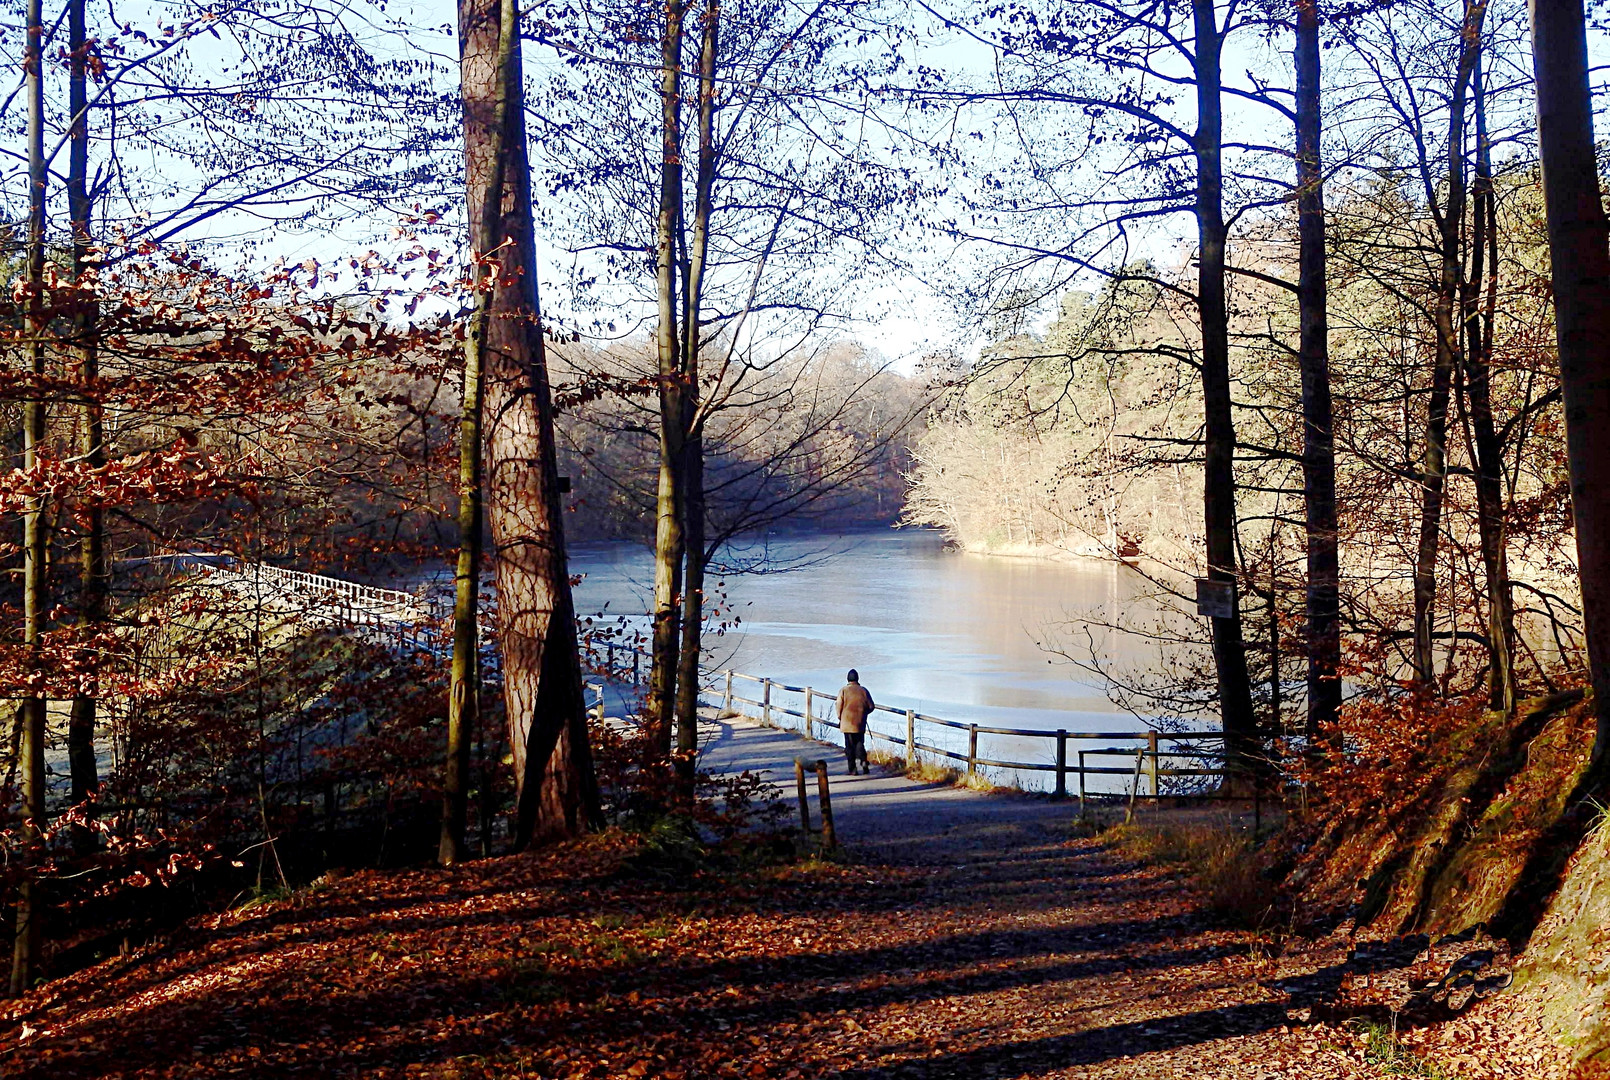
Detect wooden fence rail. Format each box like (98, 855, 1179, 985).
(577, 644, 1230, 801)
(167, 560, 1231, 801)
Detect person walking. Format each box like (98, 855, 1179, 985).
(836, 669, 874, 775)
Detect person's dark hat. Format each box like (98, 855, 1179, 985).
(847, 669, 859, 682)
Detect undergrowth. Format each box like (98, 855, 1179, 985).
(1347, 1019, 1459, 1078)
(1102, 821, 1273, 927)
(867, 749, 1033, 794)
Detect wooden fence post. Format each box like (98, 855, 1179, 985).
(633, 649, 640, 686)
(763, 679, 772, 726)
(1124, 750, 1145, 825)
(795, 758, 811, 834)
(967, 724, 978, 779)
(905, 709, 916, 767)
(1055, 729, 1068, 799)
(814, 759, 836, 851)
(1077, 749, 1087, 806)
(723, 670, 733, 714)
(1147, 730, 1159, 799)
(804, 687, 814, 736)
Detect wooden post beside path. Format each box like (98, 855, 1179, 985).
(1055, 729, 1068, 799)
(1124, 750, 1145, 825)
(813, 759, 836, 851)
(967, 724, 978, 779)
(795, 758, 811, 834)
(1147, 730, 1160, 798)
(905, 708, 916, 767)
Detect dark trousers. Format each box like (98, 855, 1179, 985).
(844, 731, 867, 771)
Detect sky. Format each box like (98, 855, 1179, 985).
(2, 0, 1604, 371)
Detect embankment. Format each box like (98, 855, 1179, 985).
(1285, 690, 1610, 1074)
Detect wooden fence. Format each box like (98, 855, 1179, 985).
(580, 643, 1230, 800)
(716, 670, 1228, 799)
(167, 561, 1232, 801)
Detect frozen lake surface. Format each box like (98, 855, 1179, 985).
(569, 529, 1192, 738)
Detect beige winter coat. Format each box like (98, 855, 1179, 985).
(836, 683, 874, 734)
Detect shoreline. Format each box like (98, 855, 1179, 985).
(943, 536, 1179, 574)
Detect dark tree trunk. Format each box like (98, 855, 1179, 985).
(459, 0, 601, 846)
(648, 0, 688, 757)
(1294, 0, 1341, 746)
(674, 429, 705, 775)
(1529, 0, 1610, 758)
(1192, 0, 1258, 773)
(1463, 53, 1518, 712)
(67, 0, 103, 841)
(673, 0, 719, 778)
(12, 0, 48, 997)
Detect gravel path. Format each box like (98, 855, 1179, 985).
(0, 714, 1527, 1079)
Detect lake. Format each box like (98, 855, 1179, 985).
(572, 530, 1202, 766)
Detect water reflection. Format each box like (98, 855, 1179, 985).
(571, 529, 1181, 735)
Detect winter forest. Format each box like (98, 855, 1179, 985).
(3, 0, 1610, 1074)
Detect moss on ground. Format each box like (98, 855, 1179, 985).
(1512, 812, 1610, 1070)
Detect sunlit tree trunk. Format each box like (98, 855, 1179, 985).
(1412, 0, 1487, 689)
(459, 0, 601, 846)
(442, 0, 518, 866)
(13, 0, 49, 997)
(67, 0, 103, 844)
(673, 0, 719, 779)
(1192, 0, 1258, 774)
(1294, 0, 1340, 746)
(648, 0, 687, 757)
(1529, 0, 1610, 759)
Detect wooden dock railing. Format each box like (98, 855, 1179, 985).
(162, 562, 1230, 800)
(716, 670, 1227, 799)
(578, 641, 1229, 800)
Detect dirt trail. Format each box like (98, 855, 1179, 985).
(697, 715, 1079, 862)
(0, 716, 1542, 1078)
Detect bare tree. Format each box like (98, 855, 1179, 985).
(12, 0, 48, 997)
(1529, 0, 1610, 758)
(460, 0, 601, 844)
(441, 0, 521, 865)
(531, 0, 915, 761)
(1295, 0, 1341, 744)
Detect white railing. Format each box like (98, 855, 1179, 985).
(184, 557, 441, 653)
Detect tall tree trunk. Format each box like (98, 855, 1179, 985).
(442, 0, 517, 866)
(13, 0, 49, 997)
(647, 0, 687, 757)
(459, 0, 601, 846)
(1529, 0, 1610, 759)
(1192, 0, 1258, 774)
(674, 431, 704, 774)
(1412, 0, 1487, 688)
(673, 0, 719, 778)
(1463, 53, 1517, 712)
(1294, 0, 1341, 746)
(67, 0, 104, 850)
